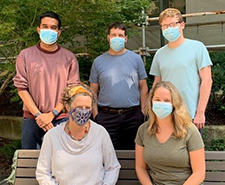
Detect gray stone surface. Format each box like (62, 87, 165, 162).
(0, 116, 224, 142)
(0, 116, 22, 139)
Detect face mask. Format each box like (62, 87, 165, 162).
(162, 26, 180, 42)
(69, 108, 92, 126)
(110, 37, 125, 52)
(152, 101, 172, 119)
(40, 29, 58, 45)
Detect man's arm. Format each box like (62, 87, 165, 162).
(18, 90, 40, 117)
(18, 90, 54, 131)
(90, 82, 99, 119)
(152, 76, 162, 87)
(194, 66, 212, 129)
(36, 102, 64, 131)
(139, 79, 148, 113)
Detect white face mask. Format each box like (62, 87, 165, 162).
(110, 37, 125, 52)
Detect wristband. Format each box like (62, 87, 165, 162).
(34, 111, 42, 118)
(52, 109, 59, 117)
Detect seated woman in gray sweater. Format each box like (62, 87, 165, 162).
(36, 83, 120, 185)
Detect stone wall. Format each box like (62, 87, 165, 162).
(0, 116, 22, 140)
(0, 116, 224, 143)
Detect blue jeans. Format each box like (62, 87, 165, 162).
(21, 117, 69, 149)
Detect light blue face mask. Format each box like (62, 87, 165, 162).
(110, 37, 125, 52)
(152, 101, 173, 119)
(40, 29, 58, 45)
(162, 26, 180, 42)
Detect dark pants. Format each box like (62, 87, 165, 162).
(95, 107, 144, 150)
(21, 117, 69, 149)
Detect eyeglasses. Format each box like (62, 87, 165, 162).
(161, 21, 181, 30)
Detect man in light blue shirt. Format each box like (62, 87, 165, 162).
(150, 8, 212, 131)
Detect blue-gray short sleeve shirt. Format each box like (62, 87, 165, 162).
(89, 50, 147, 108)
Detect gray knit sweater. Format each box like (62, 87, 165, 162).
(36, 120, 121, 185)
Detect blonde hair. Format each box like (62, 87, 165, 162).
(61, 83, 95, 112)
(145, 81, 192, 138)
(159, 8, 183, 24)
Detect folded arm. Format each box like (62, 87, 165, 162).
(183, 148, 205, 185)
(135, 144, 153, 185)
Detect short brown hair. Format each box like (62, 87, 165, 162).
(108, 22, 127, 36)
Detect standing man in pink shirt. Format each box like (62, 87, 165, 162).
(13, 11, 80, 149)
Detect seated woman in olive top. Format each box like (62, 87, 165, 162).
(135, 81, 205, 185)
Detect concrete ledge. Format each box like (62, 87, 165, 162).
(203, 125, 225, 147)
(0, 116, 22, 139)
(0, 116, 224, 141)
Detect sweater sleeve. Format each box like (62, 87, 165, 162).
(67, 56, 80, 85)
(13, 54, 29, 90)
(101, 129, 121, 185)
(36, 132, 58, 185)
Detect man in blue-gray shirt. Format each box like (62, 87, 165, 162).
(89, 22, 148, 149)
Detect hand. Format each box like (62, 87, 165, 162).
(42, 122, 54, 132)
(93, 112, 98, 120)
(193, 112, 205, 129)
(141, 107, 146, 115)
(35, 112, 54, 128)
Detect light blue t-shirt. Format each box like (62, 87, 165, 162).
(150, 39, 212, 118)
(89, 50, 147, 108)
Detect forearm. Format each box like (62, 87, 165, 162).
(136, 167, 152, 185)
(140, 90, 148, 113)
(52, 102, 64, 115)
(92, 103, 98, 119)
(183, 172, 205, 185)
(197, 79, 212, 113)
(18, 90, 40, 116)
(185, 148, 205, 185)
(36, 102, 64, 130)
(90, 82, 99, 118)
(139, 80, 148, 113)
(103, 164, 120, 185)
(36, 173, 58, 185)
(36, 140, 58, 185)
(196, 78, 212, 114)
(152, 76, 161, 88)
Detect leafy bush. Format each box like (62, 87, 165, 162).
(209, 51, 225, 111)
(205, 138, 225, 151)
(0, 139, 21, 159)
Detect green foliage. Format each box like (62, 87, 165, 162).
(145, 54, 154, 89)
(209, 51, 225, 111)
(0, 0, 153, 58)
(0, 0, 154, 107)
(77, 56, 93, 82)
(0, 139, 21, 159)
(0, 0, 154, 98)
(205, 138, 225, 151)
